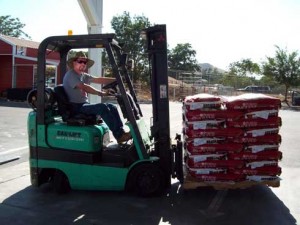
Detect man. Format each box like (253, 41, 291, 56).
(63, 51, 131, 143)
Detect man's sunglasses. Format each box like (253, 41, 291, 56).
(76, 60, 88, 65)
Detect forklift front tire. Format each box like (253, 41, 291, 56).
(129, 163, 164, 197)
(53, 170, 71, 194)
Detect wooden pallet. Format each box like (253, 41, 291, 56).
(183, 174, 280, 190)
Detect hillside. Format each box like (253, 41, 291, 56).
(200, 63, 226, 73)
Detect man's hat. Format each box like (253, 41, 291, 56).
(67, 51, 95, 68)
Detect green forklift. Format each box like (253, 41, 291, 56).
(27, 25, 183, 196)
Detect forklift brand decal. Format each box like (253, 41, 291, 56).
(56, 131, 84, 142)
(160, 85, 167, 98)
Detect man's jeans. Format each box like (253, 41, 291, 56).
(71, 102, 125, 139)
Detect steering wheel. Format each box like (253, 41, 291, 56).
(102, 80, 118, 90)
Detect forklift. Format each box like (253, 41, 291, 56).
(27, 25, 183, 196)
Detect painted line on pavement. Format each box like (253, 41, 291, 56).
(0, 146, 28, 156)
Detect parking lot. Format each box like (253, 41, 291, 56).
(0, 100, 299, 225)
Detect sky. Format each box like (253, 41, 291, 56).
(1, 0, 300, 70)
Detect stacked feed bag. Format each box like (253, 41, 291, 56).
(222, 94, 282, 183)
(183, 93, 282, 185)
(183, 94, 246, 182)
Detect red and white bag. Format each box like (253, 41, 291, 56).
(183, 109, 243, 121)
(184, 127, 244, 138)
(232, 134, 281, 144)
(226, 117, 282, 128)
(183, 94, 223, 110)
(189, 173, 245, 182)
(228, 151, 282, 161)
(222, 94, 281, 110)
(244, 127, 279, 137)
(229, 165, 281, 176)
(185, 143, 244, 155)
(184, 120, 225, 130)
(186, 159, 245, 169)
(245, 144, 279, 153)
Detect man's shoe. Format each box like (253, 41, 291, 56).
(117, 132, 132, 143)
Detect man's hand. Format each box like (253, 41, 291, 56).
(101, 88, 116, 96)
(106, 88, 116, 95)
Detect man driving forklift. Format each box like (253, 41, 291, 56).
(63, 51, 132, 143)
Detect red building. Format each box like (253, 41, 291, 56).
(0, 34, 61, 98)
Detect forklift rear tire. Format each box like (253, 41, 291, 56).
(129, 163, 164, 197)
(53, 170, 71, 194)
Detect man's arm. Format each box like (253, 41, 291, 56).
(76, 82, 108, 96)
(90, 76, 116, 85)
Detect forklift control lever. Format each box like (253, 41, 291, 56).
(102, 80, 118, 91)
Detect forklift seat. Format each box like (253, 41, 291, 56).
(54, 85, 99, 126)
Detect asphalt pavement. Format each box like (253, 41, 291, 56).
(0, 99, 299, 225)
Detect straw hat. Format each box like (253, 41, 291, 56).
(67, 51, 94, 68)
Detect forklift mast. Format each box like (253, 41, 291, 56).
(145, 25, 172, 180)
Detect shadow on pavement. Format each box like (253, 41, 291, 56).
(0, 99, 29, 108)
(0, 182, 297, 225)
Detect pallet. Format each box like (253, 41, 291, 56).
(183, 174, 280, 190)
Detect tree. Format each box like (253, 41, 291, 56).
(227, 58, 261, 89)
(110, 12, 151, 83)
(262, 46, 300, 104)
(228, 58, 260, 77)
(221, 72, 255, 90)
(0, 15, 31, 39)
(109, 13, 200, 86)
(168, 43, 200, 72)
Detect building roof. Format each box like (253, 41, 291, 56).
(0, 34, 40, 49)
(0, 34, 60, 66)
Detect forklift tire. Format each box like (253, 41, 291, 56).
(53, 170, 71, 194)
(129, 163, 164, 197)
